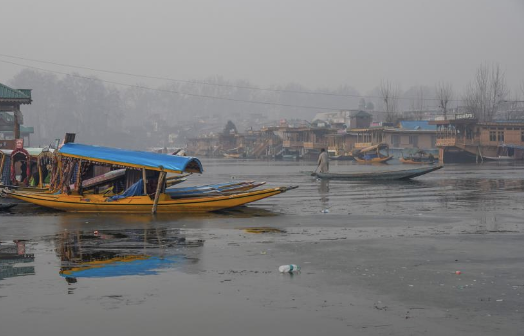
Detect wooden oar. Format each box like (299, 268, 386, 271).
(311, 163, 320, 176)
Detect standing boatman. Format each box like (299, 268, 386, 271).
(317, 148, 329, 173)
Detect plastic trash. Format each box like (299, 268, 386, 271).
(279, 264, 300, 273)
(321, 209, 330, 213)
(455, 271, 462, 275)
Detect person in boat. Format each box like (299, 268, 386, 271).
(317, 148, 329, 173)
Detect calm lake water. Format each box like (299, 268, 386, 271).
(1, 159, 524, 335)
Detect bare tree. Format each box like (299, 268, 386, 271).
(415, 86, 426, 121)
(379, 80, 400, 123)
(436, 82, 453, 120)
(463, 63, 509, 122)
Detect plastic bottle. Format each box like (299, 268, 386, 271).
(279, 264, 301, 273)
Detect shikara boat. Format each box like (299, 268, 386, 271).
(5, 143, 296, 213)
(0, 147, 55, 192)
(400, 150, 436, 164)
(7, 186, 295, 213)
(312, 165, 443, 180)
(483, 144, 522, 161)
(354, 144, 393, 163)
(223, 153, 242, 159)
(166, 180, 265, 199)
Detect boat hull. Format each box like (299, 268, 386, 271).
(166, 181, 265, 198)
(482, 156, 516, 161)
(399, 158, 435, 164)
(7, 187, 295, 213)
(313, 166, 443, 180)
(354, 156, 393, 163)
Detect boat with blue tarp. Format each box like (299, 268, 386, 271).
(4, 142, 296, 213)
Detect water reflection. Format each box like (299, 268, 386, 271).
(318, 179, 330, 210)
(55, 229, 204, 284)
(0, 240, 34, 280)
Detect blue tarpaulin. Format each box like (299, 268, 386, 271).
(107, 179, 144, 201)
(59, 143, 203, 174)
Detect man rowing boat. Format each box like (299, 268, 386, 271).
(317, 148, 329, 173)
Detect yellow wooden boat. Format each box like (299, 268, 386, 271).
(400, 150, 436, 164)
(354, 143, 393, 163)
(8, 186, 294, 213)
(5, 142, 296, 213)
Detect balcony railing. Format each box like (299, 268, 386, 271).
(283, 140, 303, 148)
(435, 138, 457, 147)
(436, 137, 478, 147)
(303, 142, 327, 149)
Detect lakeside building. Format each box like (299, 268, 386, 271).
(383, 121, 437, 157)
(186, 117, 441, 161)
(431, 115, 524, 162)
(327, 121, 438, 158)
(0, 83, 33, 149)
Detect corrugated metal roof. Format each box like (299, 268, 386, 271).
(399, 121, 436, 131)
(0, 83, 32, 101)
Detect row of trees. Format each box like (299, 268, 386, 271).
(378, 63, 523, 123)
(7, 64, 523, 147)
(8, 70, 363, 147)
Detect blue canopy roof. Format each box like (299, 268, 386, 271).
(399, 121, 436, 131)
(59, 143, 203, 174)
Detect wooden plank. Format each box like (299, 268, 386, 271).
(151, 171, 166, 214)
(142, 168, 147, 196)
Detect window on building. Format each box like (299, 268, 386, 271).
(498, 131, 504, 142)
(409, 135, 418, 147)
(489, 131, 497, 141)
(391, 135, 400, 147)
(521, 131, 524, 142)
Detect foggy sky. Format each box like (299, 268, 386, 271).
(2, 0, 524, 94)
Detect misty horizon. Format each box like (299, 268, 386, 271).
(2, 0, 523, 94)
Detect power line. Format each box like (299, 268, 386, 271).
(0, 53, 464, 102)
(0, 59, 344, 111)
(0, 59, 449, 115)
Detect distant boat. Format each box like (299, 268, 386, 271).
(311, 166, 443, 180)
(482, 144, 523, 161)
(354, 143, 393, 163)
(400, 150, 436, 164)
(223, 153, 242, 159)
(282, 154, 299, 160)
(483, 155, 515, 161)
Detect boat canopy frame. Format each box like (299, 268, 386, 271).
(58, 143, 203, 174)
(359, 143, 389, 154)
